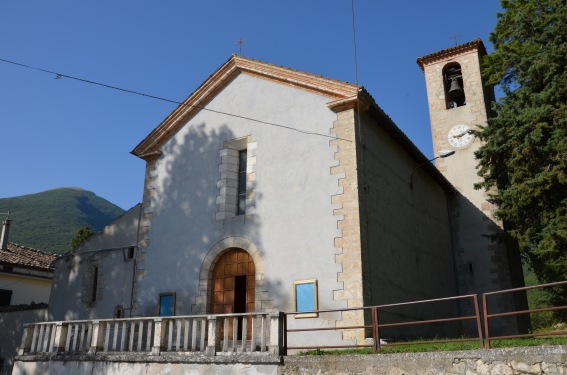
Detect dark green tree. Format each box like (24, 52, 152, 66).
(70, 226, 95, 250)
(475, 0, 566, 289)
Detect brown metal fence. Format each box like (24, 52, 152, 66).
(483, 280, 567, 349)
(284, 281, 567, 352)
(284, 294, 484, 352)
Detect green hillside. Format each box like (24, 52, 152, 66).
(0, 188, 125, 254)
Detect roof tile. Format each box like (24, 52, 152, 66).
(0, 243, 59, 271)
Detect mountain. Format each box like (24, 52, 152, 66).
(0, 188, 126, 254)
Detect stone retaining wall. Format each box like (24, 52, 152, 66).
(280, 346, 566, 375)
(13, 345, 567, 374)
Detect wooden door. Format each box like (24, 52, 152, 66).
(210, 249, 255, 339)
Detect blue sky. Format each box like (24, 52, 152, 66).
(0, 1, 502, 210)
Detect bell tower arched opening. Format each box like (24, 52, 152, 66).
(443, 62, 466, 109)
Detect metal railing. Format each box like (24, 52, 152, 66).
(483, 280, 567, 348)
(284, 294, 484, 352)
(18, 312, 281, 357)
(16, 281, 567, 358)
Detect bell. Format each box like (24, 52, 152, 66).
(448, 78, 463, 99)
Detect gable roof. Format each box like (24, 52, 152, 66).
(416, 39, 486, 70)
(0, 242, 59, 272)
(131, 55, 360, 160)
(131, 55, 455, 193)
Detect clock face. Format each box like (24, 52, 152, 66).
(447, 124, 473, 148)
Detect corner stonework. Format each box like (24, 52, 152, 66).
(131, 156, 159, 317)
(329, 109, 366, 344)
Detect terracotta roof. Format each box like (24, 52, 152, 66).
(131, 54, 359, 160)
(416, 39, 486, 70)
(0, 243, 59, 271)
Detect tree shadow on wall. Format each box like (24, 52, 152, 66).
(137, 122, 287, 316)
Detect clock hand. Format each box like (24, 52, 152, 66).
(453, 129, 474, 138)
(453, 131, 467, 138)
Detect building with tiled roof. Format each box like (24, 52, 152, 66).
(0, 219, 58, 306)
(46, 49, 525, 350)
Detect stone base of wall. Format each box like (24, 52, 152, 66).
(14, 346, 567, 375)
(280, 346, 567, 375)
(14, 353, 281, 375)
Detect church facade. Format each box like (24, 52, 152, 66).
(48, 40, 525, 347)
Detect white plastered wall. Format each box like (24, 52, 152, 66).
(135, 73, 348, 347)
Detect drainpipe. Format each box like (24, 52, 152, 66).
(127, 207, 144, 318)
(0, 219, 11, 250)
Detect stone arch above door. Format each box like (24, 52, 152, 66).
(191, 236, 270, 314)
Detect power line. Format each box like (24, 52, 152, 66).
(0, 57, 442, 187)
(0, 57, 355, 144)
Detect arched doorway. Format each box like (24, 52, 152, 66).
(210, 249, 255, 339)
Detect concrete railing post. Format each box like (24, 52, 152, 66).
(17, 324, 33, 355)
(88, 320, 104, 354)
(206, 315, 220, 356)
(52, 322, 68, 354)
(151, 318, 166, 355)
(268, 312, 282, 355)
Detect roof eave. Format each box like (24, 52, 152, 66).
(131, 55, 359, 159)
(359, 90, 456, 194)
(416, 39, 486, 71)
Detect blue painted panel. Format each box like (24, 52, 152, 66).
(159, 294, 174, 316)
(296, 283, 315, 312)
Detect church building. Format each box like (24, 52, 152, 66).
(48, 39, 525, 348)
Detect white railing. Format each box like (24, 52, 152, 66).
(18, 312, 282, 357)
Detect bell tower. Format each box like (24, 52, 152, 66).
(417, 40, 526, 332)
(417, 39, 495, 207)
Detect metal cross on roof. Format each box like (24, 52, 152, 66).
(450, 33, 462, 46)
(236, 37, 245, 56)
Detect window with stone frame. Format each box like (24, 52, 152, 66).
(82, 263, 100, 305)
(216, 136, 256, 220)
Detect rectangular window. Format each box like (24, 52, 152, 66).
(158, 292, 176, 316)
(293, 279, 318, 318)
(91, 266, 98, 302)
(114, 305, 124, 318)
(237, 149, 247, 215)
(216, 136, 256, 221)
(0, 289, 12, 307)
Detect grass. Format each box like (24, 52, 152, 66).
(299, 336, 567, 355)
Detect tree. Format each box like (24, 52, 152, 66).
(70, 226, 95, 250)
(475, 0, 566, 290)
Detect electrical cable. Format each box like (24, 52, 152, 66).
(0, 57, 354, 144)
(0, 56, 440, 187)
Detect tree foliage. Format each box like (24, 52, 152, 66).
(70, 226, 95, 250)
(475, 0, 566, 287)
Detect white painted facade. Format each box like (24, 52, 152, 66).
(48, 205, 141, 321)
(134, 73, 348, 346)
(138, 74, 342, 307)
(44, 51, 525, 350)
